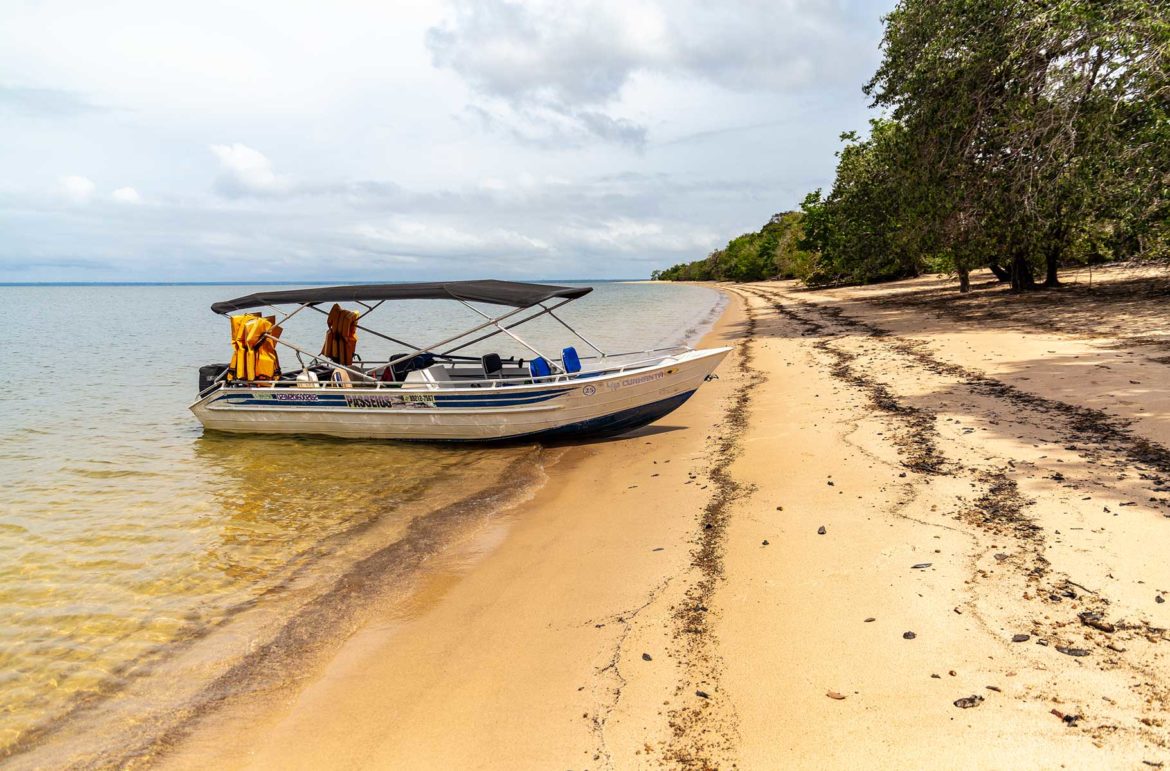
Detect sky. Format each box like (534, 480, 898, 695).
(0, 0, 895, 282)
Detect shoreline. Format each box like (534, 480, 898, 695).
(152, 289, 751, 769)
(6, 447, 553, 769)
(28, 266, 1170, 767)
(2, 283, 731, 769)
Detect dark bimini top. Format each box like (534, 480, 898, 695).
(210, 279, 592, 314)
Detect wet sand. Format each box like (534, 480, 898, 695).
(158, 266, 1170, 768)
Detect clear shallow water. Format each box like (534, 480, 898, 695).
(0, 281, 723, 758)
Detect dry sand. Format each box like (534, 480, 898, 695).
(158, 266, 1170, 769)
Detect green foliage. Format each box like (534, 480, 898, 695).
(651, 211, 815, 283)
(796, 120, 929, 286)
(868, 0, 1170, 289)
(653, 0, 1169, 290)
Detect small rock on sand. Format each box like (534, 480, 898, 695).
(1056, 646, 1090, 657)
(762, 539, 770, 546)
(1012, 633, 1031, 643)
(642, 653, 653, 661)
(1078, 612, 1116, 633)
(695, 690, 710, 699)
(1157, 595, 1165, 604)
(903, 631, 917, 640)
(864, 617, 875, 623)
(826, 691, 846, 700)
(817, 526, 826, 535)
(911, 563, 932, 569)
(954, 695, 984, 709)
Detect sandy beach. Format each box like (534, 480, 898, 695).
(154, 266, 1170, 769)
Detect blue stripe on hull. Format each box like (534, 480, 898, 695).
(210, 388, 568, 409)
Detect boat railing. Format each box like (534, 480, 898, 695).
(214, 346, 696, 392)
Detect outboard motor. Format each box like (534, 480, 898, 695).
(199, 363, 230, 394)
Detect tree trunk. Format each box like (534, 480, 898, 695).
(1048, 238, 1067, 286)
(1043, 243, 1061, 287)
(958, 268, 971, 293)
(1010, 249, 1036, 292)
(989, 262, 1011, 282)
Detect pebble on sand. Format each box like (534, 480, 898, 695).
(642, 653, 653, 661)
(826, 691, 847, 700)
(1056, 646, 1090, 657)
(954, 695, 984, 709)
(903, 631, 917, 640)
(695, 690, 710, 699)
(817, 526, 827, 535)
(1011, 633, 1031, 643)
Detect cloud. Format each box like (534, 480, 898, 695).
(60, 175, 96, 203)
(349, 219, 550, 259)
(0, 85, 104, 117)
(0, 0, 891, 281)
(559, 217, 717, 255)
(428, 0, 874, 144)
(210, 143, 291, 197)
(112, 186, 141, 204)
(461, 103, 647, 149)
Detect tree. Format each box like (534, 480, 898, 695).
(866, 0, 1170, 290)
(797, 120, 927, 286)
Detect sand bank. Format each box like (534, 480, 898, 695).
(159, 267, 1170, 769)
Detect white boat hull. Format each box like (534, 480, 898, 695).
(190, 347, 731, 441)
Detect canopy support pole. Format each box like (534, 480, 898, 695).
(303, 303, 422, 352)
(262, 334, 375, 382)
(383, 304, 533, 369)
(545, 307, 607, 357)
(439, 298, 572, 357)
(454, 300, 562, 372)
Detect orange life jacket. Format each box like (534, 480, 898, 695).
(321, 304, 359, 365)
(230, 314, 280, 382)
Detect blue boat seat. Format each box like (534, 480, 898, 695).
(562, 346, 581, 373)
(529, 357, 551, 379)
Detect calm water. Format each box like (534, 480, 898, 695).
(0, 281, 723, 762)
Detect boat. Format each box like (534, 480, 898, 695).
(190, 280, 731, 441)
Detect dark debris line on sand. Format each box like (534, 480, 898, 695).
(771, 286, 1170, 494)
(660, 290, 764, 769)
(746, 283, 1170, 753)
(741, 287, 947, 476)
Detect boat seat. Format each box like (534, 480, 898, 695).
(482, 353, 503, 379)
(529, 357, 551, 379)
(403, 365, 453, 389)
(562, 346, 581, 374)
(390, 352, 435, 381)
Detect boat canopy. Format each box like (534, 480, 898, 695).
(210, 279, 592, 314)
